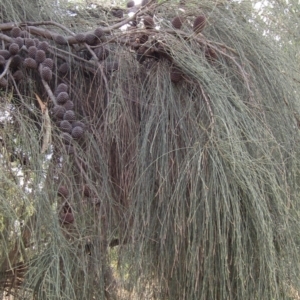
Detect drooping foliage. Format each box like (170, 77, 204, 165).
(0, 0, 300, 299)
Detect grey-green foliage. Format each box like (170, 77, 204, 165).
(1, 0, 300, 299)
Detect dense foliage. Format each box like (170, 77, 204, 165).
(0, 0, 300, 299)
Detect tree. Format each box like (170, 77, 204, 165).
(0, 0, 300, 299)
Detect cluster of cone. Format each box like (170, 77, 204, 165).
(127, 9, 216, 84)
(0, 27, 74, 88)
(0, 26, 88, 154)
(170, 14, 217, 82)
(57, 186, 74, 225)
(57, 184, 93, 225)
(52, 83, 86, 155)
(0, 26, 109, 87)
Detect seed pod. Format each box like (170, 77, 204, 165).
(172, 16, 183, 29)
(60, 120, 72, 133)
(10, 55, 23, 69)
(139, 34, 149, 44)
(60, 212, 74, 224)
(85, 34, 96, 45)
(35, 49, 46, 64)
(112, 9, 123, 18)
(127, 1, 135, 8)
(42, 58, 54, 70)
(170, 66, 183, 83)
(72, 121, 85, 130)
(12, 70, 24, 81)
(25, 38, 35, 49)
(94, 47, 109, 61)
(8, 43, 20, 55)
(41, 66, 52, 82)
(143, 16, 155, 29)
(63, 110, 76, 122)
(58, 185, 69, 198)
(71, 126, 84, 139)
(14, 37, 24, 48)
(0, 78, 8, 88)
(0, 50, 10, 60)
(23, 57, 37, 69)
(19, 31, 29, 38)
(28, 46, 37, 59)
(57, 92, 69, 104)
(193, 15, 206, 33)
(55, 83, 68, 96)
(83, 185, 91, 197)
(11, 27, 21, 38)
(55, 35, 68, 45)
(0, 55, 5, 66)
(38, 41, 49, 52)
(75, 33, 86, 43)
(52, 105, 66, 119)
(63, 100, 74, 111)
(94, 27, 104, 38)
(58, 63, 69, 75)
(61, 132, 73, 144)
(10, 55, 23, 70)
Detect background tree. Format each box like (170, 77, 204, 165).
(0, 0, 300, 299)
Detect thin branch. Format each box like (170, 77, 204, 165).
(0, 33, 13, 43)
(0, 57, 13, 80)
(9, 72, 25, 104)
(23, 21, 76, 36)
(38, 64, 57, 105)
(199, 83, 215, 131)
(35, 93, 52, 154)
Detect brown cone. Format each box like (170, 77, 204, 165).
(172, 16, 183, 29)
(41, 67, 52, 82)
(170, 66, 183, 83)
(143, 16, 155, 29)
(55, 35, 68, 45)
(58, 185, 69, 198)
(60, 212, 74, 224)
(193, 15, 206, 33)
(9, 43, 20, 55)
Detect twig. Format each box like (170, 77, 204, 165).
(35, 93, 47, 114)
(199, 83, 215, 130)
(24, 21, 76, 36)
(27, 26, 77, 45)
(0, 57, 13, 80)
(0, 22, 16, 31)
(16, 4, 146, 44)
(9, 73, 26, 105)
(38, 64, 57, 105)
(0, 33, 13, 43)
(35, 94, 52, 154)
(47, 45, 94, 67)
